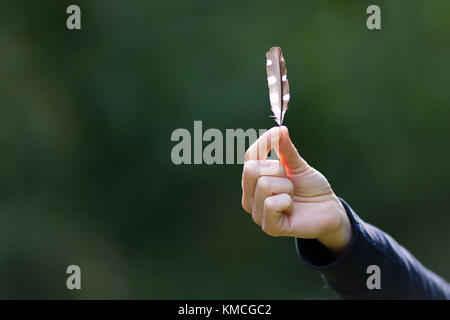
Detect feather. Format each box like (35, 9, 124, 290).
(265, 47, 290, 126)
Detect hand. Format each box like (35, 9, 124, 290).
(241, 126, 352, 257)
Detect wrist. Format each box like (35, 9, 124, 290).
(317, 199, 353, 258)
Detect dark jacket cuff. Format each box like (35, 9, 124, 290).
(295, 198, 382, 296)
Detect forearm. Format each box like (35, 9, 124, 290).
(296, 198, 450, 299)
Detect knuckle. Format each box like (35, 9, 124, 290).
(252, 213, 261, 226)
(243, 160, 252, 170)
(243, 160, 259, 178)
(244, 159, 257, 171)
(241, 196, 252, 214)
(256, 176, 271, 192)
(264, 197, 275, 211)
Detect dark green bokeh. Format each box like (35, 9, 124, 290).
(0, 0, 449, 299)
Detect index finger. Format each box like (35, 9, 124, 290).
(245, 127, 281, 161)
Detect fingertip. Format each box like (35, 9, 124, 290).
(268, 126, 282, 136)
(279, 126, 292, 148)
(267, 126, 281, 146)
(279, 126, 291, 147)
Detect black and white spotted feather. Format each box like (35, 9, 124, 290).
(266, 47, 290, 126)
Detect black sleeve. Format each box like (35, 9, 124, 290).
(295, 198, 450, 299)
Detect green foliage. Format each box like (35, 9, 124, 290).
(0, 0, 449, 298)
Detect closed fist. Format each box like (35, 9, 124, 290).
(241, 126, 352, 256)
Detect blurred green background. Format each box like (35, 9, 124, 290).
(0, 0, 449, 299)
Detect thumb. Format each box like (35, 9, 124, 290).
(276, 126, 309, 173)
